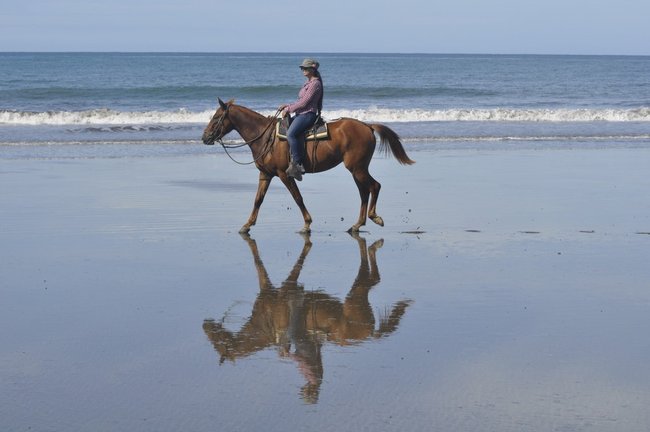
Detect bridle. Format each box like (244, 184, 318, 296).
(208, 104, 231, 146)
(210, 104, 283, 165)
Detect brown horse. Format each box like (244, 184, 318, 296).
(202, 98, 414, 233)
(203, 232, 411, 403)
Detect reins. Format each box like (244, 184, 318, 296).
(216, 107, 283, 165)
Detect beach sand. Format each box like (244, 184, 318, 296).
(2, 145, 650, 431)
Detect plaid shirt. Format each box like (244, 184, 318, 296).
(287, 78, 322, 115)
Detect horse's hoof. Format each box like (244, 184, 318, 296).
(239, 226, 251, 234)
(370, 216, 384, 227)
(347, 226, 361, 233)
(299, 227, 311, 234)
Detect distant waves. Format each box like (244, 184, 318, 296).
(0, 108, 209, 126)
(2, 107, 650, 126)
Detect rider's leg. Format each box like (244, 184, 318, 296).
(286, 112, 317, 177)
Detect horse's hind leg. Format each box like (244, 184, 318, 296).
(349, 170, 371, 232)
(367, 176, 384, 227)
(350, 169, 384, 232)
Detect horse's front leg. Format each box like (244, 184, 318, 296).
(240, 172, 272, 234)
(279, 173, 312, 233)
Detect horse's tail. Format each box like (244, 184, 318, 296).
(369, 124, 415, 165)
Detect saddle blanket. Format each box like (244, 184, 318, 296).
(276, 118, 329, 141)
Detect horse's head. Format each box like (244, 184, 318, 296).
(203, 319, 238, 364)
(202, 98, 235, 145)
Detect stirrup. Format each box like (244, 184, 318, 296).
(286, 162, 304, 181)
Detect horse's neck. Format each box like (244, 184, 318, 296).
(231, 106, 271, 147)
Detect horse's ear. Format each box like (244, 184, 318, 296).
(218, 98, 227, 110)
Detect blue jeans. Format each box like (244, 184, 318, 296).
(287, 112, 317, 165)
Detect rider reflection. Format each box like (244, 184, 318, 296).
(203, 233, 411, 404)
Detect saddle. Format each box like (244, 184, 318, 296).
(276, 117, 329, 141)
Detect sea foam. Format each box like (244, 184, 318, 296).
(2, 107, 650, 126)
(0, 108, 213, 126)
(325, 107, 650, 123)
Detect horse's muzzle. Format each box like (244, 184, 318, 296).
(202, 133, 215, 145)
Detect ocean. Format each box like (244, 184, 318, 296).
(1, 52, 650, 159)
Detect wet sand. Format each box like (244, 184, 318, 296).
(2, 146, 650, 431)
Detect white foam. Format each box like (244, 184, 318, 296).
(324, 107, 650, 123)
(1, 107, 650, 126)
(0, 108, 215, 126)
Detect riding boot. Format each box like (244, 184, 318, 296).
(286, 160, 305, 181)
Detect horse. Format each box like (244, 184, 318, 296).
(203, 232, 411, 403)
(202, 98, 414, 233)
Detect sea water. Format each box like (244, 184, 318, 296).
(1, 52, 649, 159)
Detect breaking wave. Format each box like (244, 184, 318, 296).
(0, 108, 211, 126)
(326, 107, 650, 123)
(2, 107, 650, 126)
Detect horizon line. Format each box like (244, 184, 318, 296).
(1, 50, 649, 57)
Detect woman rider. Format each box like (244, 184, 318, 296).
(278, 58, 324, 181)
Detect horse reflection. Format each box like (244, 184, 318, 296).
(203, 233, 411, 403)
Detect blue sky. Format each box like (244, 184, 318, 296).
(2, 0, 648, 54)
